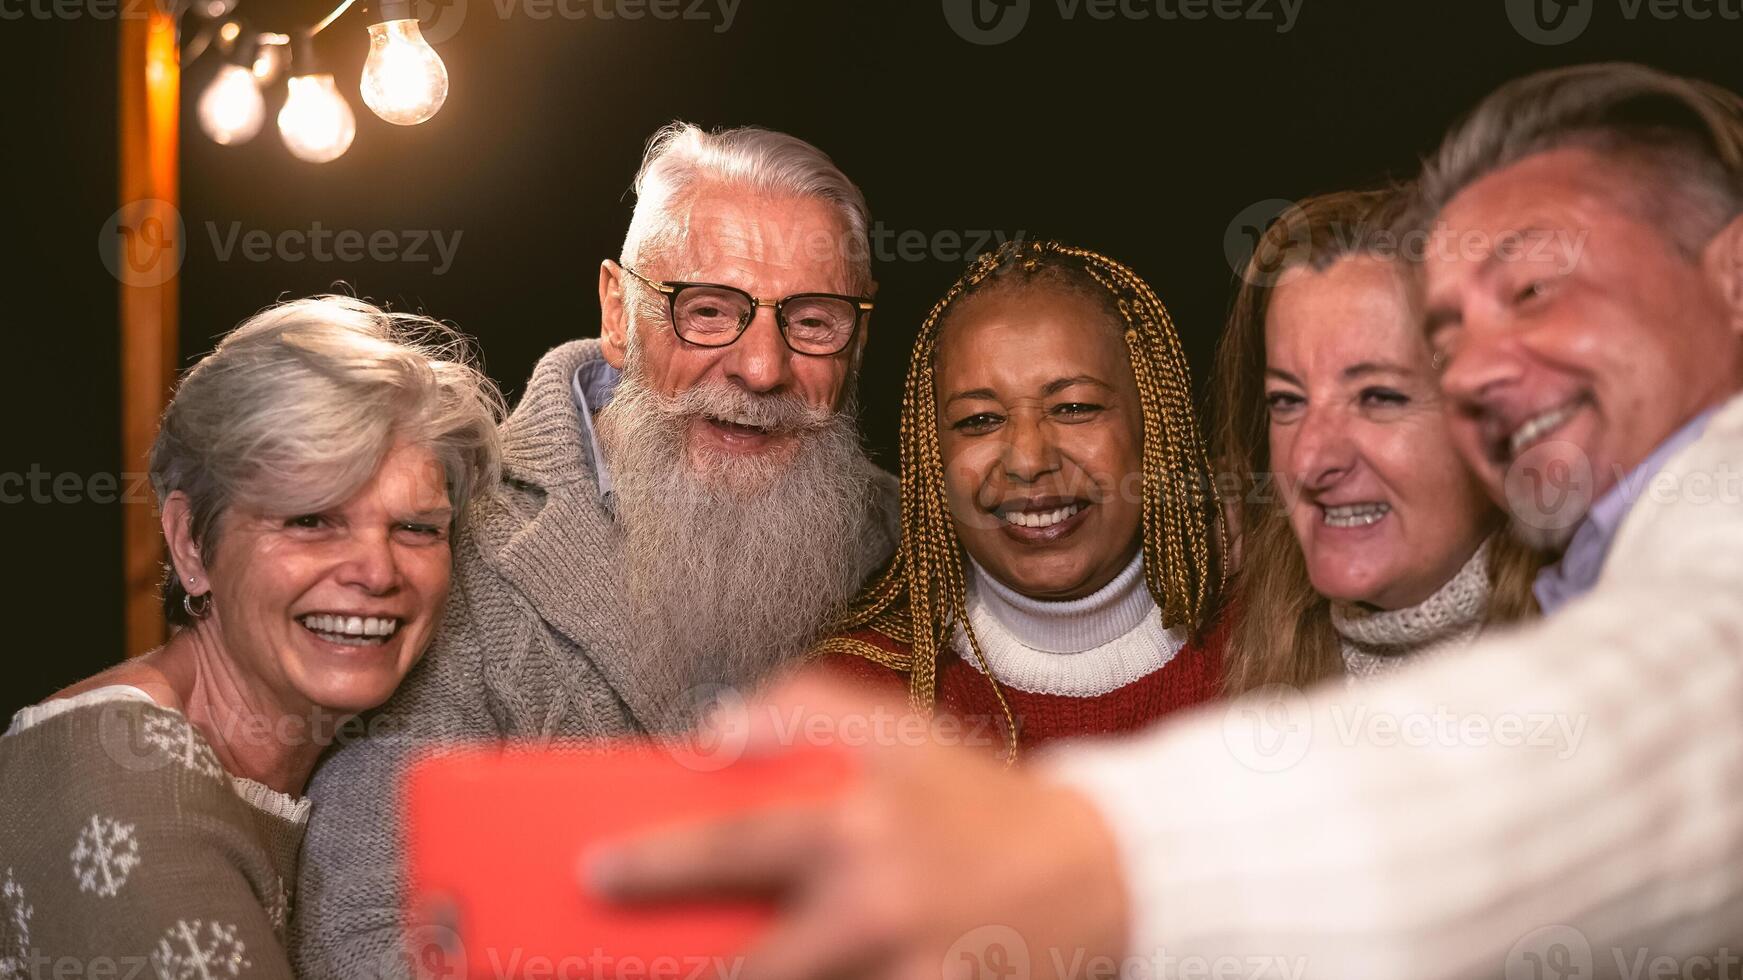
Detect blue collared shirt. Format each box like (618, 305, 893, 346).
(1533, 407, 1719, 613)
(570, 358, 622, 503)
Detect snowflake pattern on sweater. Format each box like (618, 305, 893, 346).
(1, 690, 305, 979)
(150, 919, 251, 979)
(0, 868, 31, 980)
(141, 713, 227, 780)
(70, 814, 142, 897)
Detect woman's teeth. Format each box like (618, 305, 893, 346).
(298, 614, 400, 646)
(1322, 503, 1390, 528)
(1508, 399, 1585, 459)
(1003, 503, 1085, 528)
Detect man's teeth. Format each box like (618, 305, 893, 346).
(298, 614, 400, 646)
(1002, 503, 1086, 528)
(1508, 400, 1584, 459)
(1322, 503, 1390, 528)
(711, 415, 769, 433)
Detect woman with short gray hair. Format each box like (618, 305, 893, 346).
(0, 296, 502, 977)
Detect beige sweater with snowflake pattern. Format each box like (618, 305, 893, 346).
(0, 687, 305, 980)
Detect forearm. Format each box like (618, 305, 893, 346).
(1045, 588, 1743, 977)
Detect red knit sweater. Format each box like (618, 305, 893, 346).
(812, 611, 1229, 757)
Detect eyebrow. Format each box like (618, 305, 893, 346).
(1420, 223, 1565, 335)
(1341, 360, 1412, 380)
(1264, 361, 1411, 385)
(403, 507, 455, 523)
(943, 375, 1114, 406)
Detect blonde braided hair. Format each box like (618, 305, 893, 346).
(814, 240, 1225, 762)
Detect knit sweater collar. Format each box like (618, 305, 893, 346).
(956, 551, 1186, 697)
(968, 550, 1154, 653)
(1331, 538, 1493, 678)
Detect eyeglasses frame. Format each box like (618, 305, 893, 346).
(619, 265, 873, 356)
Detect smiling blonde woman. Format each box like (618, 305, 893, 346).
(1211, 189, 1542, 694)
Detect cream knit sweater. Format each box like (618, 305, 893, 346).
(1048, 394, 1743, 977)
(1333, 538, 1493, 680)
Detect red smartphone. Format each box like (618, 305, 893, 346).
(401, 740, 856, 980)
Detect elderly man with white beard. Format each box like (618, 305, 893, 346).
(289, 122, 899, 979)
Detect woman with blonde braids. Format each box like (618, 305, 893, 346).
(1212, 187, 1542, 695)
(813, 240, 1228, 759)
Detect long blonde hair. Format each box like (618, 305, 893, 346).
(1211, 190, 1543, 697)
(816, 240, 1226, 759)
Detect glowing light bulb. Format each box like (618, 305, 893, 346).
(198, 63, 265, 145)
(360, 18, 448, 125)
(278, 73, 356, 163)
(251, 41, 286, 84)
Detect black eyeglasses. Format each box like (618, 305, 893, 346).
(621, 266, 872, 357)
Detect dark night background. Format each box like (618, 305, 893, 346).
(4, 0, 1739, 716)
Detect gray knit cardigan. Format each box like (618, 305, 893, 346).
(289, 339, 899, 979)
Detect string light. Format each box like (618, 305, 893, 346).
(277, 30, 357, 163)
(250, 35, 287, 84)
(196, 33, 265, 145)
(361, 0, 449, 125)
(187, 0, 444, 162)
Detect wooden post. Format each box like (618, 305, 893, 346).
(118, 9, 180, 656)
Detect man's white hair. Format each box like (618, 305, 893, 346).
(620, 122, 873, 293)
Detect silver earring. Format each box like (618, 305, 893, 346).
(183, 591, 212, 619)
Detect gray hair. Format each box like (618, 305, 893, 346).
(152, 295, 505, 626)
(1412, 62, 1743, 259)
(620, 122, 873, 295)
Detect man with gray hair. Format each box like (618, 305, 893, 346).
(588, 64, 1743, 977)
(290, 122, 899, 978)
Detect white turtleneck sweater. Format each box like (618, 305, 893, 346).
(1332, 537, 1493, 680)
(953, 552, 1189, 697)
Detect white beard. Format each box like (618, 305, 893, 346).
(595, 362, 878, 706)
